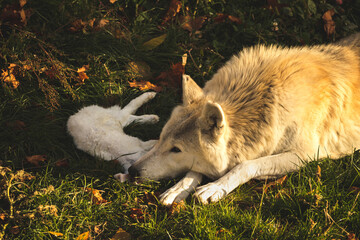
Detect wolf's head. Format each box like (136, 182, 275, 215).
(129, 75, 231, 180)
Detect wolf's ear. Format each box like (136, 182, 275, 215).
(182, 75, 204, 105)
(199, 101, 226, 139)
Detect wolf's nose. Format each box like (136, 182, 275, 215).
(128, 166, 140, 178)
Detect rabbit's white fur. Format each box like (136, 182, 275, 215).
(67, 92, 159, 176)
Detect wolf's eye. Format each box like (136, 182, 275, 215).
(170, 147, 181, 153)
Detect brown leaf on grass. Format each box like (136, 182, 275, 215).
(77, 65, 90, 84)
(168, 200, 186, 215)
(69, 19, 87, 32)
(110, 0, 118, 3)
(142, 34, 167, 51)
(76, 231, 90, 240)
(127, 61, 152, 79)
(55, 158, 69, 168)
(263, 175, 287, 193)
(348, 233, 358, 240)
(349, 186, 360, 194)
(128, 80, 162, 92)
(37, 205, 58, 217)
(25, 155, 47, 167)
(34, 185, 55, 195)
(48, 232, 64, 237)
(10, 226, 20, 235)
(155, 62, 185, 89)
(5, 120, 26, 131)
(316, 165, 321, 182)
(130, 207, 149, 221)
(0, 1, 31, 27)
(266, 0, 287, 11)
(1, 64, 20, 89)
(213, 13, 242, 24)
(0, 213, 6, 221)
(162, 0, 182, 24)
(85, 188, 111, 205)
(179, 15, 206, 33)
(322, 9, 335, 38)
(111, 227, 131, 240)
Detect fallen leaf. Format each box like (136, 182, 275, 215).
(263, 175, 287, 193)
(349, 186, 360, 193)
(55, 158, 69, 168)
(5, 120, 26, 131)
(10, 226, 20, 235)
(0, 213, 6, 221)
(179, 15, 206, 33)
(128, 80, 162, 92)
(1, 64, 20, 89)
(15, 169, 35, 181)
(316, 165, 321, 182)
(142, 34, 167, 51)
(69, 19, 86, 32)
(0, 2, 31, 27)
(169, 200, 186, 215)
(322, 9, 335, 38)
(155, 62, 185, 89)
(37, 205, 58, 216)
(34, 185, 55, 195)
(110, 0, 117, 3)
(92, 19, 109, 31)
(130, 207, 148, 221)
(76, 231, 90, 240)
(213, 13, 241, 24)
(348, 233, 358, 240)
(162, 0, 182, 24)
(266, 0, 287, 11)
(48, 232, 64, 237)
(85, 188, 111, 205)
(77, 65, 90, 83)
(111, 227, 131, 240)
(25, 155, 47, 166)
(127, 61, 152, 79)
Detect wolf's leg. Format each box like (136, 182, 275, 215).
(160, 171, 203, 205)
(122, 92, 157, 115)
(125, 114, 159, 127)
(194, 152, 303, 204)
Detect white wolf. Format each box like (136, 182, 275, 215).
(67, 92, 159, 178)
(129, 33, 360, 205)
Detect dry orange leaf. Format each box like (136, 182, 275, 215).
(130, 207, 149, 221)
(111, 227, 131, 240)
(155, 62, 185, 89)
(0, 213, 6, 221)
(322, 9, 335, 38)
(263, 175, 287, 193)
(48, 232, 64, 237)
(162, 0, 182, 24)
(179, 15, 206, 33)
(214, 13, 242, 24)
(169, 200, 186, 215)
(1, 64, 20, 89)
(109, 0, 118, 3)
(76, 231, 90, 240)
(25, 155, 47, 166)
(85, 188, 111, 205)
(55, 158, 69, 168)
(77, 65, 90, 83)
(10, 226, 20, 235)
(128, 80, 162, 92)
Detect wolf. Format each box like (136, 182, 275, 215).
(67, 92, 159, 178)
(128, 33, 360, 205)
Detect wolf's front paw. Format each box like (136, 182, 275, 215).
(159, 187, 190, 206)
(194, 183, 227, 204)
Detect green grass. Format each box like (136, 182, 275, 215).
(1, 0, 360, 239)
